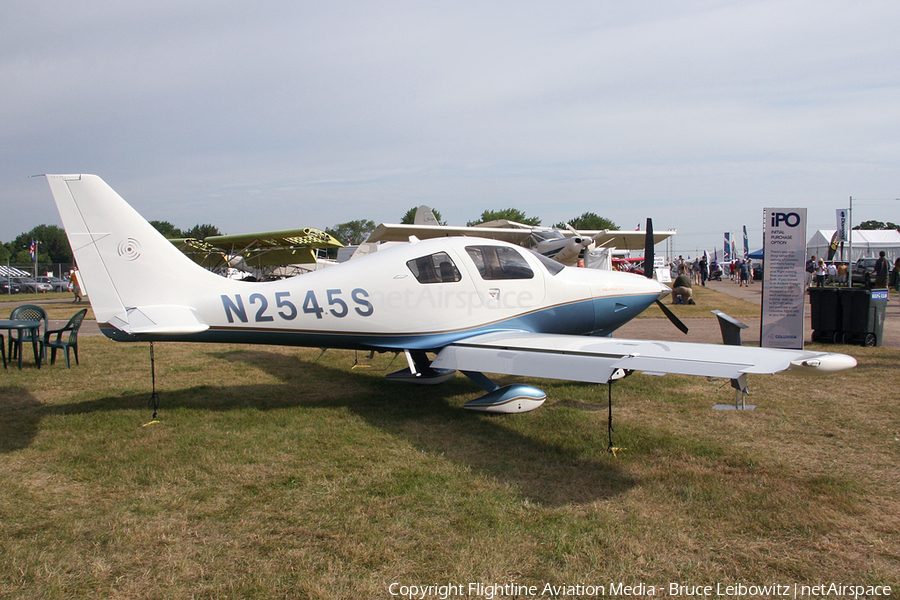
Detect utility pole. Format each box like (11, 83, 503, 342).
(848, 196, 853, 288)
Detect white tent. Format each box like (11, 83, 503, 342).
(807, 229, 900, 263)
(0, 266, 30, 277)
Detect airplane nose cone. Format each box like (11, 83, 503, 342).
(640, 275, 669, 295)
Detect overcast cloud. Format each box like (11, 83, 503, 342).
(2, 0, 898, 255)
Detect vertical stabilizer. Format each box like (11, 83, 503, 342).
(45, 174, 218, 332)
(413, 205, 439, 226)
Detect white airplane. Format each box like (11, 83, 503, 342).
(44, 175, 856, 416)
(367, 208, 675, 266)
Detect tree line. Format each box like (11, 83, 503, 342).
(9, 208, 893, 265)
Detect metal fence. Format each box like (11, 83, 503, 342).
(2, 264, 74, 279)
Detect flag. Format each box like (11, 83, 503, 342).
(29, 239, 36, 261)
(835, 209, 849, 242)
(827, 231, 840, 261)
(742, 226, 749, 260)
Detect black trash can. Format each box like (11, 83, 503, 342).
(840, 288, 888, 346)
(809, 287, 843, 343)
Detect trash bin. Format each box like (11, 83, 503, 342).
(809, 287, 843, 343)
(840, 288, 888, 346)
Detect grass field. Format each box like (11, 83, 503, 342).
(1, 300, 898, 598)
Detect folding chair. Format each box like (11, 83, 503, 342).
(42, 309, 88, 368)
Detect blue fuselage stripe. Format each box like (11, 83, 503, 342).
(101, 292, 660, 350)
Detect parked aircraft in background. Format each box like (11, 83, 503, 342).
(44, 175, 855, 417)
(172, 228, 343, 277)
(366, 206, 675, 266)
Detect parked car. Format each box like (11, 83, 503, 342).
(851, 258, 879, 284)
(35, 276, 72, 292)
(10, 276, 53, 293)
(0, 277, 22, 294)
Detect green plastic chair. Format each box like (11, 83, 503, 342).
(42, 309, 87, 368)
(8, 304, 48, 362)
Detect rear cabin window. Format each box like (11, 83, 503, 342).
(406, 252, 462, 284)
(465, 245, 534, 280)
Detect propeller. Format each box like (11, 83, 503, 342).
(564, 223, 592, 259)
(643, 218, 689, 335)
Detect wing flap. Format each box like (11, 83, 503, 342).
(431, 332, 856, 383)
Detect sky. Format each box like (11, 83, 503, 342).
(3, 0, 899, 258)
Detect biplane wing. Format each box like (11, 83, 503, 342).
(171, 228, 344, 271)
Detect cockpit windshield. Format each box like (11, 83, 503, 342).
(529, 249, 565, 275)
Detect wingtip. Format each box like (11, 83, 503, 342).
(788, 353, 857, 375)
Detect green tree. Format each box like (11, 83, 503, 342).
(182, 224, 222, 240)
(150, 220, 184, 239)
(326, 220, 376, 245)
(400, 206, 447, 225)
(467, 209, 541, 227)
(553, 212, 618, 231)
(854, 219, 900, 231)
(11, 225, 72, 264)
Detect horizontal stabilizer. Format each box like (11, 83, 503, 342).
(108, 305, 210, 335)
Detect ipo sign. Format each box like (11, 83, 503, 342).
(771, 211, 802, 228)
(761, 208, 807, 349)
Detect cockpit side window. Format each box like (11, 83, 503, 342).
(406, 252, 462, 284)
(465, 245, 535, 280)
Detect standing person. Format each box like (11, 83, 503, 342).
(739, 260, 750, 287)
(837, 262, 849, 284)
(874, 251, 889, 287)
(806, 255, 817, 287)
(827, 261, 838, 285)
(699, 255, 709, 287)
(892, 258, 900, 306)
(69, 268, 82, 303)
(815, 259, 827, 288)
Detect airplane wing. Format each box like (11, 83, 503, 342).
(170, 238, 229, 270)
(368, 223, 675, 250)
(205, 228, 343, 250)
(589, 230, 676, 249)
(366, 223, 533, 244)
(172, 228, 344, 269)
(430, 331, 856, 384)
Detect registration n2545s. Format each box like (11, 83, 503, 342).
(221, 288, 373, 323)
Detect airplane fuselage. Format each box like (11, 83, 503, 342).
(101, 236, 667, 351)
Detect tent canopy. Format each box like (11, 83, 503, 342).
(807, 229, 900, 263)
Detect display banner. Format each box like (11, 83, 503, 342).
(723, 232, 731, 261)
(835, 208, 849, 242)
(761, 208, 807, 349)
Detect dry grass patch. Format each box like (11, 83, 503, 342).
(0, 336, 897, 598)
(637, 284, 761, 320)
